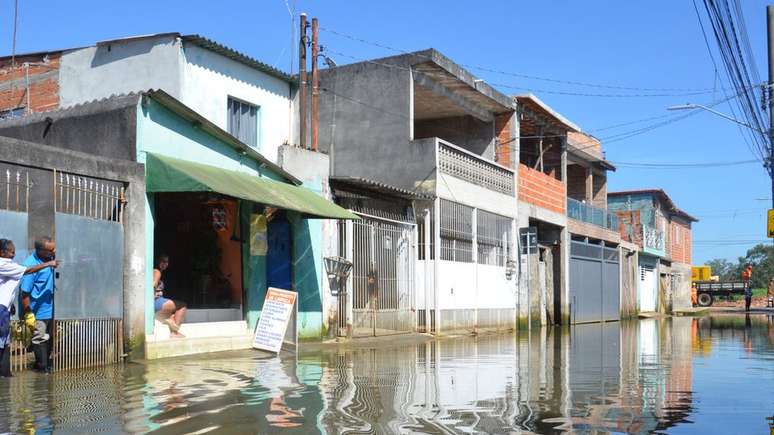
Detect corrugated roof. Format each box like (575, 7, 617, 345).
(331, 177, 434, 199)
(181, 34, 293, 83)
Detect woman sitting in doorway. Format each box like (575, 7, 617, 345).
(153, 254, 187, 338)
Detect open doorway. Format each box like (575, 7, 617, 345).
(153, 192, 244, 322)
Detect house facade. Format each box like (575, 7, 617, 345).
(608, 190, 696, 313)
(0, 90, 355, 360)
(318, 49, 520, 334)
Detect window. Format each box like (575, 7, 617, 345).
(0, 107, 25, 120)
(227, 97, 259, 148)
(674, 225, 680, 244)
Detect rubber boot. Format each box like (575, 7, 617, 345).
(32, 343, 48, 373)
(0, 346, 11, 377)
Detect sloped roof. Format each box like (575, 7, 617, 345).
(608, 189, 698, 222)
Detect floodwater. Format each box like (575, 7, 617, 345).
(1, 315, 773, 434)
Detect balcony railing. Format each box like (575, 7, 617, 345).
(643, 226, 665, 254)
(437, 139, 515, 196)
(567, 197, 620, 231)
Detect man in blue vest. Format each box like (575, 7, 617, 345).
(20, 236, 59, 373)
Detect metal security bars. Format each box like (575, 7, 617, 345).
(55, 172, 125, 222)
(347, 213, 416, 336)
(437, 139, 515, 196)
(52, 318, 124, 371)
(439, 199, 474, 262)
(477, 210, 512, 266)
(1, 168, 30, 212)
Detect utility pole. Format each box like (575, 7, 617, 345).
(768, 5, 774, 210)
(299, 13, 308, 149)
(311, 17, 319, 152)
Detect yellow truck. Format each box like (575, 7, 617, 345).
(691, 265, 747, 307)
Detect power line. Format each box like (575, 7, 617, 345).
(319, 26, 717, 94)
(610, 158, 759, 168)
(324, 48, 715, 99)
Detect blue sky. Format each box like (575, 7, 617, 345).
(1, 0, 771, 264)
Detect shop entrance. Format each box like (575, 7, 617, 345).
(153, 192, 244, 322)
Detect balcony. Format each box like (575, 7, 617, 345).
(567, 197, 620, 231)
(643, 226, 666, 256)
(436, 139, 515, 196)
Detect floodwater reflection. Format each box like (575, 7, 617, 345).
(1, 314, 773, 434)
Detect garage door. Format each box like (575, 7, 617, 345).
(570, 240, 620, 324)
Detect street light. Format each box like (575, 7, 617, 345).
(666, 103, 768, 134)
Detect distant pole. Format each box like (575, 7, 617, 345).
(299, 13, 308, 149)
(311, 17, 319, 152)
(768, 5, 774, 210)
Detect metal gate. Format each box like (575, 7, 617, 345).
(345, 213, 416, 337)
(570, 240, 620, 324)
(52, 172, 125, 370)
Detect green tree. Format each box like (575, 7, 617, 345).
(706, 243, 774, 288)
(705, 258, 735, 280)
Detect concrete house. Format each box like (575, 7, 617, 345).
(317, 49, 520, 335)
(608, 189, 697, 313)
(0, 90, 355, 359)
(514, 95, 635, 325)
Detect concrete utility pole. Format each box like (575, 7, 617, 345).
(767, 5, 774, 210)
(299, 13, 308, 149)
(311, 17, 319, 152)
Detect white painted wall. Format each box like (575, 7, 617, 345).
(59, 36, 294, 166)
(59, 36, 183, 107)
(180, 44, 293, 164)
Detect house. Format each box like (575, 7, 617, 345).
(515, 95, 635, 325)
(0, 33, 294, 163)
(317, 49, 520, 334)
(608, 189, 697, 313)
(0, 90, 356, 359)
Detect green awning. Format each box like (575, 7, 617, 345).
(145, 153, 358, 220)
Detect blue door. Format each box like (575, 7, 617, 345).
(267, 218, 292, 290)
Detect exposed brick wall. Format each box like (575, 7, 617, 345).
(0, 53, 61, 116)
(615, 210, 643, 247)
(567, 131, 602, 156)
(670, 219, 692, 264)
(592, 170, 607, 208)
(566, 164, 587, 201)
(518, 163, 565, 214)
(494, 112, 513, 168)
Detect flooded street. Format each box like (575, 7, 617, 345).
(1, 314, 773, 434)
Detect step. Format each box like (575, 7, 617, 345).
(148, 319, 250, 342)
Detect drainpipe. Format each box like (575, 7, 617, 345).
(424, 209, 431, 333)
(472, 208, 478, 333)
(433, 198, 441, 334)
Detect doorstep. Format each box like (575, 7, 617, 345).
(145, 320, 253, 360)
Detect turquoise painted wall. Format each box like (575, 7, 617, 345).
(607, 193, 657, 227)
(136, 98, 329, 340)
(136, 98, 293, 334)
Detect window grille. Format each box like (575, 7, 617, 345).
(477, 210, 512, 266)
(227, 97, 259, 148)
(439, 199, 473, 262)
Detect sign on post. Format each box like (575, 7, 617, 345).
(520, 227, 538, 255)
(253, 287, 298, 354)
(768, 209, 774, 238)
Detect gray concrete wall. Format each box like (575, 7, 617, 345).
(59, 36, 183, 107)
(0, 136, 146, 359)
(0, 95, 139, 161)
(317, 61, 435, 193)
(415, 116, 494, 159)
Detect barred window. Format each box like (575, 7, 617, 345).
(477, 210, 512, 266)
(439, 199, 473, 262)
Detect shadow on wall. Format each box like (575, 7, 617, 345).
(89, 38, 161, 68)
(182, 44, 289, 98)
